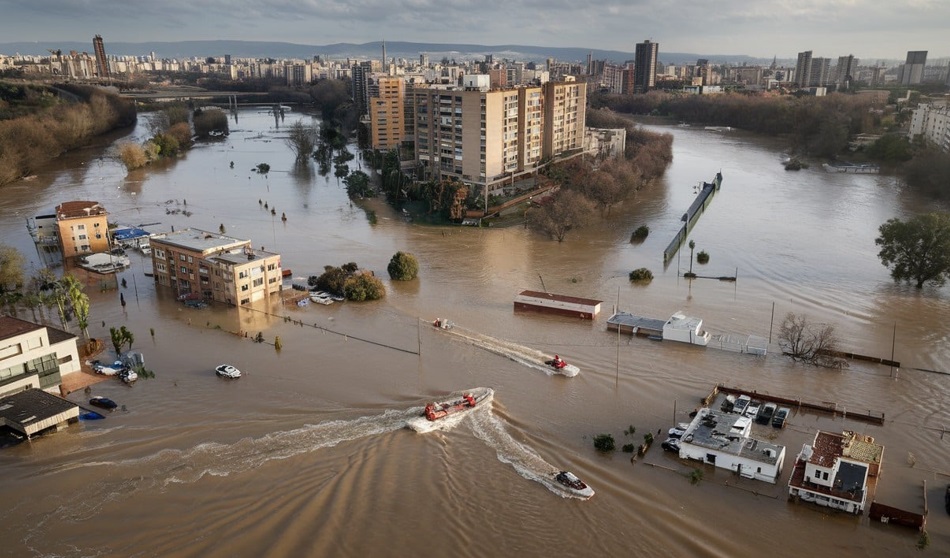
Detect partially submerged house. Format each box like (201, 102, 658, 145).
(678, 407, 786, 484)
(788, 430, 884, 514)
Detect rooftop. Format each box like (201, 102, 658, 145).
(209, 248, 280, 266)
(0, 388, 77, 435)
(516, 290, 602, 307)
(683, 408, 784, 466)
(56, 200, 107, 220)
(152, 228, 249, 254)
(664, 312, 703, 331)
(0, 315, 44, 341)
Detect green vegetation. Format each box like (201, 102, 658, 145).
(902, 148, 950, 200)
(343, 170, 374, 198)
(343, 273, 386, 301)
(628, 268, 654, 283)
(630, 225, 650, 242)
(621, 444, 635, 453)
(697, 250, 710, 264)
(688, 468, 704, 485)
(593, 433, 616, 452)
(875, 212, 950, 288)
(0, 243, 25, 293)
(109, 326, 135, 356)
(387, 252, 419, 281)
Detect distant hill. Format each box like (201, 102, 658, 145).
(0, 40, 770, 66)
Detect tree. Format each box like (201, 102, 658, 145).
(875, 212, 950, 289)
(0, 243, 25, 294)
(343, 273, 386, 301)
(778, 312, 844, 368)
(285, 120, 318, 162)
(593, 434, 615, 452)
(527, 189, 595, 242)
(343, 170, 374, 198)
(109, 325, 134, 356)
(61, 274, 89, 338)
(387, 252, 419, 281)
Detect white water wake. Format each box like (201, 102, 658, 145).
(469, 408, 592, 499)
(430, 321, 579, 377)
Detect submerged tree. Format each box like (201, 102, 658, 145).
(875, 212, 950, 289)
(527, 189, 595, 242)
(387, 252, 419, 281)
(778, 312, 845, 369)
(285, 120, 318, 162)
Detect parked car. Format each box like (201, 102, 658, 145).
(772, 407, 790, 428)
(756, 403, 776, 425)
(668, 422, 690, 439)
(744, 400, 761, 419)
(732, 395, 751, 416)
(661, 438, 681, 453)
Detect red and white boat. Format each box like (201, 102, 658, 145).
(554, 471, 595, 499)
(422, 387, 492, 421)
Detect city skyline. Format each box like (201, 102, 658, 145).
(1, 0, 948, 61)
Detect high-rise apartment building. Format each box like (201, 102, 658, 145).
(92, 34, 109, 79)
(369, 77, 405, 150)
(633, 40, 658, 94)
(55, 200, 110, 257)
(351, 61, 374, 115)
(794, 51, 813, 88)
(901, 51, 927, 85)
(809, 57, 830, 87)
(835, 55, 858, 87)
(413, 77, 585, 197)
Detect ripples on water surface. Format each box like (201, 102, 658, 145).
(0, 111, 948, 557)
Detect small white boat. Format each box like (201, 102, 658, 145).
(310, 293, 333, 305)
(554, 471, 595, 499)
(215, 364, 242, 379)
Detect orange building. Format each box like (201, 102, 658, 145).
(55, 201, 110, 258)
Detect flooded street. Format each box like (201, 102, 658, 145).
(0, 108, 948, 557)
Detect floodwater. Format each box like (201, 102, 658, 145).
(1, 109, 948, 557)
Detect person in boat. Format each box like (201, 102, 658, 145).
(433, 318, 441, 328)
(552, 354, 563, 367)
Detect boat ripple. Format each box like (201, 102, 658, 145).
(436, 323, 579, 377)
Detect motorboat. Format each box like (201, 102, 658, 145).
(118, 369, 138, 384)
(310, 292, 334, 305)
(422, 387, 492, 421)
(432, 318, 453, 330)
(89, 396, 117, 410)
(92, 360, 125, 376)
(554, 471, 595, 499)
(215, 364, 242, 379)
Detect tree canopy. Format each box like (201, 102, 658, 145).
(387, 252, 419, 281)
(875, 212, 950, 289)
(0, 243, 25, 293)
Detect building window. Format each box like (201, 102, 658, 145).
(253, 278, 263, 287)
(180, 266, 188, 274)
(241, 284, 249, 291)
(180, 254, 187, 261)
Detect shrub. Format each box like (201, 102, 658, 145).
(193, 108, 229, 138)
(630, 225, 650, 242)
(119, 142, 148, 170)
(314, 266, 347, 295)
(629, 268, 654, 283)
(387, 251, 419, 281)
(343, 273, 386, 301)
(688, 468, 704, 485)
(167, 122, 193, 149)
(593, 433, 615, 452)
(621, 443, 635, 453)
(697, 250, 709, 264)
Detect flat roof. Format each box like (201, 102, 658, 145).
(152, 228, 249, 253)
(684, 408, 784, 466)
(606, 312, 666, 332)
(517, 290, 602, 307)
(56, 200, 107, 219)
(665, 312, 703, 330)
(209, 248, 279, 266)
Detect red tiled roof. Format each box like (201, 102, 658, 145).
(56, 201, 107, 219)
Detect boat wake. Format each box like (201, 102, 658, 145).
(469, 409, 593, 500)
(431, 321, 579, 377)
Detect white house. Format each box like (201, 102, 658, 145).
(0, 316, 81, 397)
(788, 430, 883, 514)
(678, 407, 786, 484)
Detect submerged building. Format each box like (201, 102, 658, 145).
(0, 316, 81, 397)
(677, 407, 786, 484)
(788, 430, 883, 514)
(149, 228, 282, 306)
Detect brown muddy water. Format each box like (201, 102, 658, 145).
(0, 110, 948, 557)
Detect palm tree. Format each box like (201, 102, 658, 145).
(688, 240, 696, 276)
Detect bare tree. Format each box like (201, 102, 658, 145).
(778, 312, 847, 369)
(285, 120, 318, 162)
(527, 189, 595, 242)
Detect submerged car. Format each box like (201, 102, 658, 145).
(661, 438, 681, 453)
(756, 403, 777, 425)
(772, 407, 790, 428)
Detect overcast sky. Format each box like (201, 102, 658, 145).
(1, 0, 946, 61)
